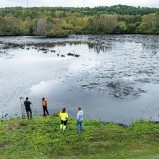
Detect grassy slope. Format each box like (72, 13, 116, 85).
(1, 116, 159, 159)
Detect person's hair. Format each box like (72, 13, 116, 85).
(62, 107, 66, 113)
(42, 97, 45, 101)
(26, 97, 29, 100)
(78, 107, 81, 111)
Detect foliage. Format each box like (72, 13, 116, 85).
(1, 5, 159, 36)
(1, 116, 159, 159)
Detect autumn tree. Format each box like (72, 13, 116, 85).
(35, 18, 48, 36)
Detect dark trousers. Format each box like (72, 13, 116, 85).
(61, 120, 67, 126)
(26, 108, 32, 119)
(43, 106, 49, 116)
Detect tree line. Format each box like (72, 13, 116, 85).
(0, 5, 159, 36)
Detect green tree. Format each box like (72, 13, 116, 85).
(2, 17, 23, 35)
(118, 21, 127, 33)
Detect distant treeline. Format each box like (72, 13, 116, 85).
(0, 5, 159, 36)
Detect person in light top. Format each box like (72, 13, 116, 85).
(76, 107, 84, 133)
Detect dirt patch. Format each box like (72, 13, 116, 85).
(0, 143, 12, 149)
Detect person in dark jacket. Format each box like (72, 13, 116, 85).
(24, 97, 32, 119)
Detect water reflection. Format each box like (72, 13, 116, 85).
(87, 42, 111, 53)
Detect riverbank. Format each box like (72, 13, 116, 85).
(1, 116, 159, 159)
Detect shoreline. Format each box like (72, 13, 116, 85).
(2, 114, 159, 127)
(1, 33, 159, 38)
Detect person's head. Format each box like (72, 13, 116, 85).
(42, 97, 45, 101)
(78, 107, 81, 111)
(62, 107, 66, 113)
(26, 97, 29, 100)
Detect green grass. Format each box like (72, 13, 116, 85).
(1, 116, 159, 159)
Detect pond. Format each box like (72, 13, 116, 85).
(0, 35, 159, 124)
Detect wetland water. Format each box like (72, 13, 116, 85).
(0, 35, 159, 124)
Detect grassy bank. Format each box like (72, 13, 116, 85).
(1, 116, 159, 159)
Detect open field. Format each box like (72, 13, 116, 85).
(1, 116, 159, 159)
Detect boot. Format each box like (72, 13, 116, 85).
(63, 125, 66, 130)
(60, 124, 63, 130)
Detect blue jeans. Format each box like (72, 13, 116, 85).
(76, 120, 83, 133)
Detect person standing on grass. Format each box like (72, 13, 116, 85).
(76, 107, 84, 133)
(59, 107, 68, 130)
(42, 97, 49, 117)
(24, 97, 32, 119)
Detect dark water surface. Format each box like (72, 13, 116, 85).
(0, 35, 159, 124)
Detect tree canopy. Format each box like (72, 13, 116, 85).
(0, 5, 159, 36)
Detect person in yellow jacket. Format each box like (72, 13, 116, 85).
(59, 107, 68, 130)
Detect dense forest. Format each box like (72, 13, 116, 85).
(0, 5, 159, 36)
